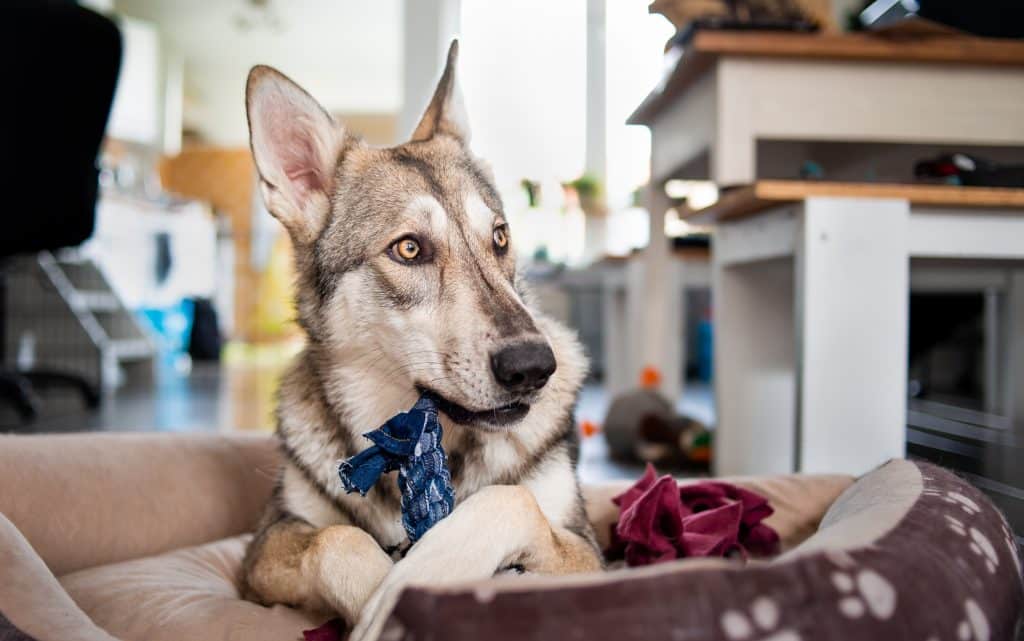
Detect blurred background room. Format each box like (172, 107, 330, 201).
(2, 0, 1023, 546)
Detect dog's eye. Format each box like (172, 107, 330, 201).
(393, 238, 421, 261)
(493, 225, 509, 252)
(387, 235, 434, 265)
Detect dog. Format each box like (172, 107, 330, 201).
(239, 40, 603, 641)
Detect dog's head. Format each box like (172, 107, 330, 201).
(246, 41, 568, 430)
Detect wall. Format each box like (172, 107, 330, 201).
(115, 0, 402, 147)
(107, 16, 162, 146)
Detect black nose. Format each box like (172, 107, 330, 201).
(490, 342, 557, 393)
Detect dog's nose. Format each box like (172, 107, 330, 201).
(490, 342, 557, 393)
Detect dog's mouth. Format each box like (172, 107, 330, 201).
(417, 386, 530, 427)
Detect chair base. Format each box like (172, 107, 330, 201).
(0, 371, 39, 421)
(0, 369, 100, 424)
(21, 370, 101, 408)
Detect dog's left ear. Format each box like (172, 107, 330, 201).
(409, 40, 471, 144)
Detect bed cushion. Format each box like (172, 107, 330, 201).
(0, 433, 279, 576)
(0, 512, 118, 641)
(381, 460, 1024, 641)
(60, 535, 323, 641)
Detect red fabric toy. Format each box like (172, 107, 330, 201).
(303, 618, 345, 641)
(607, 463, 780, 566)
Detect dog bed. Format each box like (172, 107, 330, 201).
(377, 459, 1023, 641)
(1, 434, 1020, 641)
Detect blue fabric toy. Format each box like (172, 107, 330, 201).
(337, 393, 455, 543)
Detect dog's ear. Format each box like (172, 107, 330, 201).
(409, 40, 471, 144)
(246, 65, 344, 243)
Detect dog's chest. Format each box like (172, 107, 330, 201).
(450, 433, 524, 495)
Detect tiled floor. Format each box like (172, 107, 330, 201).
(2, 358, 716, 484)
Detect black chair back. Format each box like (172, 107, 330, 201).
(1, 1, 122, 258)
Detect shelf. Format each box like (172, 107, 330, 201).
(683, 180, 1024, 224)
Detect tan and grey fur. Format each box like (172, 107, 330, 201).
(239, 41, 602, 640)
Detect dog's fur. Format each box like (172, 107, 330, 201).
(238, 42, 602, 640)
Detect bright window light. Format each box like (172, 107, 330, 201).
(460, 0, 587, 191)
(605, 1, 674, 210)
(665, 180, 719, 210)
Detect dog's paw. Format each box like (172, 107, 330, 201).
(347, 533, 471, 640)
(347, 574, 404, 641)
(349, 486, 540, 641)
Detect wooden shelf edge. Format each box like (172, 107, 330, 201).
(682, 181, 1024, 224)
(692, 31, 1024, 67)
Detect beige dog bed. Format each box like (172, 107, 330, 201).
(0, 434, 1020, 641)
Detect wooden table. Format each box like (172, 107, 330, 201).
(690, 182, 1024, 476)
(630, 31, 1024, 186)
(628, 31, 1024, 475)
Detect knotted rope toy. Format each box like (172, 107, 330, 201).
(337, 393, 455, 543)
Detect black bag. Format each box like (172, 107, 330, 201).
(188, 298, 223, 362)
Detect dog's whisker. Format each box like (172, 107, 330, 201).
(365, 351, 452, 377)
(341, 351, 453, 383)
(373, 360, 449, 382)
(347, 348, 451, 375)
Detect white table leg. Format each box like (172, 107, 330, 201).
(632, 183, 683, 403)
(602, 274, 628, 398)
(666, 260, 685, 402)
(712, 225, 798, 476)
(795, 197, 910, 474)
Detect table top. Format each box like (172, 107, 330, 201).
(683, 180, 1024, 224)
(629, 31, 1024, 125)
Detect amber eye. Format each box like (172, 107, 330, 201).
(493, 225, 509, 251)
(394, 238, 420, 261)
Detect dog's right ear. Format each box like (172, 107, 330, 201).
(409, 40, 470, 144)
(246, 65, 344, 244)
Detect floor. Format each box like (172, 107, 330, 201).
(6, 354, 1023, 548)
(1, 356, 716, 485)
(1, 362, 281, 434)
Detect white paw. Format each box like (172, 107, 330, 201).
(830, 569, 896, 620)
(348, 577, 399, 641)
(720, 597, 799, 641)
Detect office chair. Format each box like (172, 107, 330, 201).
(0, 1, 122, 421)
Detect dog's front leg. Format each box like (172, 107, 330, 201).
(348, 484, 602, 641)
(242, 518, 394, 625)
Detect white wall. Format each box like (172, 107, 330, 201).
(107, 17, 162, 146)
(399, 0, 461, 141)
(115, 0, 402, 147)
(605, 0, 674, 209)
